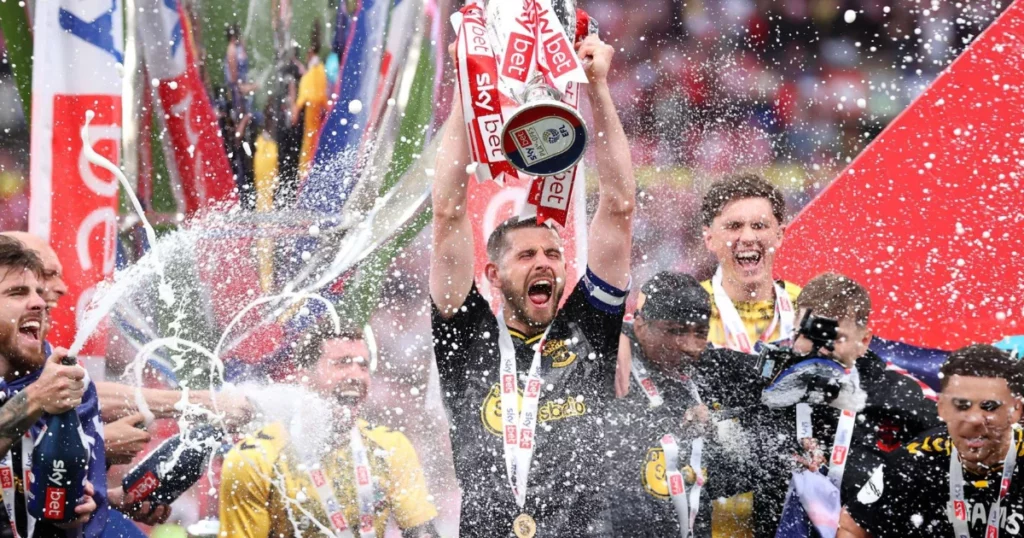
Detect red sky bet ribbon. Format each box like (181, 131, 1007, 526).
(523, 81, 585, 226)
(454, 4, 518, 183)
(492, 0, 539, 98)
(533, 0, 588, 92)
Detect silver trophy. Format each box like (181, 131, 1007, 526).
(488, 0, 598, 177)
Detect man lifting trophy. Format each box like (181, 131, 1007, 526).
(434, 0, 636, 536)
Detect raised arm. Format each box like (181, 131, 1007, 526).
(429, 80, 476, 317)
(0, 349, 84, 454)
(97, 381, 253, 430)
(578, 36, 635, 290)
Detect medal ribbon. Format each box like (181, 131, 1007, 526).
(949, 430, 1018, 538)
(661, 434, 691, 537)
(0, 438, 25, 538)
(452, 3, 517, 183)
(795, 402, 857, 488)
(632, 340, 705, 538)
(628, 342, 664, 408)
(496, 311, 552, 508)
(305, 426, 376, 537)
(711, 266, 794, 354)
(687, 437, 705, 533)
(2, 434, 34, 537)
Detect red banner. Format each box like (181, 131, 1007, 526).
(28, 0, 124, 358)
(776, 0, 1024, 351)
(137, 0, 236, 214)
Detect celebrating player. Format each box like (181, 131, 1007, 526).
(219, 326, 440, 537)
(841, 344, 1024, 537)
(430, 35, 635, 537)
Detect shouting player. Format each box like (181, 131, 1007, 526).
(430, 35, 635, 537)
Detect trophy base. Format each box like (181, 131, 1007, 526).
(501, 100, 588, 177)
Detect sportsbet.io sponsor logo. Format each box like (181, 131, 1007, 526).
(481, 384, 587, 436)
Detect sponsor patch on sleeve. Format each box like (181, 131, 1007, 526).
(857, 464, 885, 505)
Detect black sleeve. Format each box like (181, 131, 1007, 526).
(558, 267, 629, 380)
(431, 283, 494, 397)
(696, 348, 767, 411)
(840, 448, 885, 505)
(883, 371, 943, 443)
(845, 450, 922, 538)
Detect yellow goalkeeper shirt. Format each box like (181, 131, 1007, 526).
(700, 279, 803, 349)
(219, 420, 438, 537)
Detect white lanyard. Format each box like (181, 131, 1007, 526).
(949, 431, 1018, 538)
(635, 349, 704, 538)
(628, 336, 704, 409)
(0, 451, 17, 537)
(711, 266, 794, 353)
(496, 311, 551, 508)
(661, 434, 705, 538)
(628, 343, 664, 408)
(305, 426, 376, 537)
(795, 402, 857, 489)
(661, 434, 690, 537)
(687, 437, 705, 533)
(628, 342, 707, 537)
(1, 435, 35, 538)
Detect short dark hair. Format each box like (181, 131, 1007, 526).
(0, 236, 44, 279)
(637, 272, 711, 326)
(939, 344, 1023, 396)
(225, 23, 240, 42)
(700, 174, 786, 227)
(486, 216, 560, 263)
(296, 322, 365, 369)
(798, 273, 872, 328)
(309, 18, 323, 56)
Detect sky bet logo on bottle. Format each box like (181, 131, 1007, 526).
(45, 487, 67, 520)
(124, 470, 160, 505)
(42, 459, 69, 521)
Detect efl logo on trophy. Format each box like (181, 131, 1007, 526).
(502, 86, 586, 176)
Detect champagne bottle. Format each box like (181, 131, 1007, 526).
(28, 357, 89, 524)
(122, 423, 224, 506)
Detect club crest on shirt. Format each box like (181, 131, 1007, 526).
(545, 338, 578, 368)
(641, 447, 669, 499)
(480, 384, 587, 436)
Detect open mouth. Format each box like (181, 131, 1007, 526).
(965, 436, 989, 450)
(734, 250, 763, 269)
(18, 320, 41, 342)
(528, 279, 554, 307)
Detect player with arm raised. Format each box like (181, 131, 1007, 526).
(430, 34, 635, 538)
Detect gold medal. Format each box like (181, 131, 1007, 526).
(513, 513, 537, 538)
